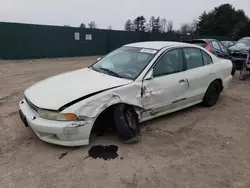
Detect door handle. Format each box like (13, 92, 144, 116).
(209, 73, 215, 76)
(179, 79, 187, 86)
(179, 79, 186, 83)
(179, 79, 189, 87)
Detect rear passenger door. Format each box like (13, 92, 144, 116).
(183, 47, 216, 103)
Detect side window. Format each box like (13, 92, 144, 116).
(211, 41, 221, 50)
(153, 49, 184, 77)
(183, 48, 203, 70)
(202, 51, 213, 65)
(218, 42, 228, 53)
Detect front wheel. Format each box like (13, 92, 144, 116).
(113, 104, 140, 144)
(203, 81, 221, 107)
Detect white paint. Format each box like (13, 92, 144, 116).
(20, 41, 233, 146)
(24, 68, 132, 110)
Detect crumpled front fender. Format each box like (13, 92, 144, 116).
(78, 94, 121, 118)
(61, 83, 143, 121)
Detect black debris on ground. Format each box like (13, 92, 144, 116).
(88, 145, 118, 161)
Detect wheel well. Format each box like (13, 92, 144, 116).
(213, 78, 223, 91)
(90, 103, 138, 135)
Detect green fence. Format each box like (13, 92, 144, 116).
(0, 22, 235, 60)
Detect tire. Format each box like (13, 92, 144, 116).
(113, 104, 140, 143)
(231, 62, 236, 76)
(203, 81, 221, 107)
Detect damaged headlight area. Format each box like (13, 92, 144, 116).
(38, 109, 78, 121)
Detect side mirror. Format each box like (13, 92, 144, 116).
(144, 69, 153, 80)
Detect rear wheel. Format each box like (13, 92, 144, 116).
(203, 81, 221, 107)
(113, 104, 140, 144)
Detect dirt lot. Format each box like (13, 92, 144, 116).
(1, 57, 250, 188)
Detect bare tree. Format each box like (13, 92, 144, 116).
(148, 16, 155, 32)
(145, 23, 151, 32)
(88, 21, 97, 29)
(166, 20, 173, 32)
(190, 19, 198, 32)
(160, 18, 167, 33)
(180, 23, 190, 34)
(152, 17, 161, 32)
(180, 20, 197, 34)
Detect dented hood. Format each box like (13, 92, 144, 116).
(24, 68, 132, 110)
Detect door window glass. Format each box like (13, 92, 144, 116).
(153, 49, 184, 77)
(183, 48, 203, 70)
(202, 51, 213, 65)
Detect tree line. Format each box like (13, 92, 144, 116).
(125, 16, 173, 33)
(124, 16, 200, 35)
(73, 4, 250, 37)
(196, 4, 250, 37)
(123, 4, 250, 37)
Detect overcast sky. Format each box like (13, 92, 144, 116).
(1, 0, 250, 30)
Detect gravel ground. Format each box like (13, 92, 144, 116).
(0, 57, 250, 188)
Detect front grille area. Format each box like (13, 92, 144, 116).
(231, 50, 247, 59)
(25, 96, 39, 113)
(234, 53, 247, 59)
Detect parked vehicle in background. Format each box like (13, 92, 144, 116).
(187, 39, 231, 59)
(221, 41, 236, 48)
(19, 41, 233, 146)
(187, 39, 235, 75)
(229, 37, 250, 69)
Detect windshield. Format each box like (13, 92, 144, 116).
(236, 38, 250, 47)
(91, 46, 158, 80)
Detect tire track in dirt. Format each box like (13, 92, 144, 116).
(0, 92, 20, 106)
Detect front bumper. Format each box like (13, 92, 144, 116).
(232, 58, 245, 66)
(19, 99, 94, 146)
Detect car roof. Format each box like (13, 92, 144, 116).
(125, 41, 199, 50)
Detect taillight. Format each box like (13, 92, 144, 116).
(205, 44, 212, 52)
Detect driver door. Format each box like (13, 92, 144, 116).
(141, 48, 189, 117)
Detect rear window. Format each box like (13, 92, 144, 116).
(187, 41, 207, 48)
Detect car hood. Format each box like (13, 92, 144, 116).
(229, 45, 250, 52)
(24, 68, 132, 110)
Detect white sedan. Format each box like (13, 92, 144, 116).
(19, 41, 233, 146)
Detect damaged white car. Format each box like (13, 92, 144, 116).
(19, 41, 233, 146)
